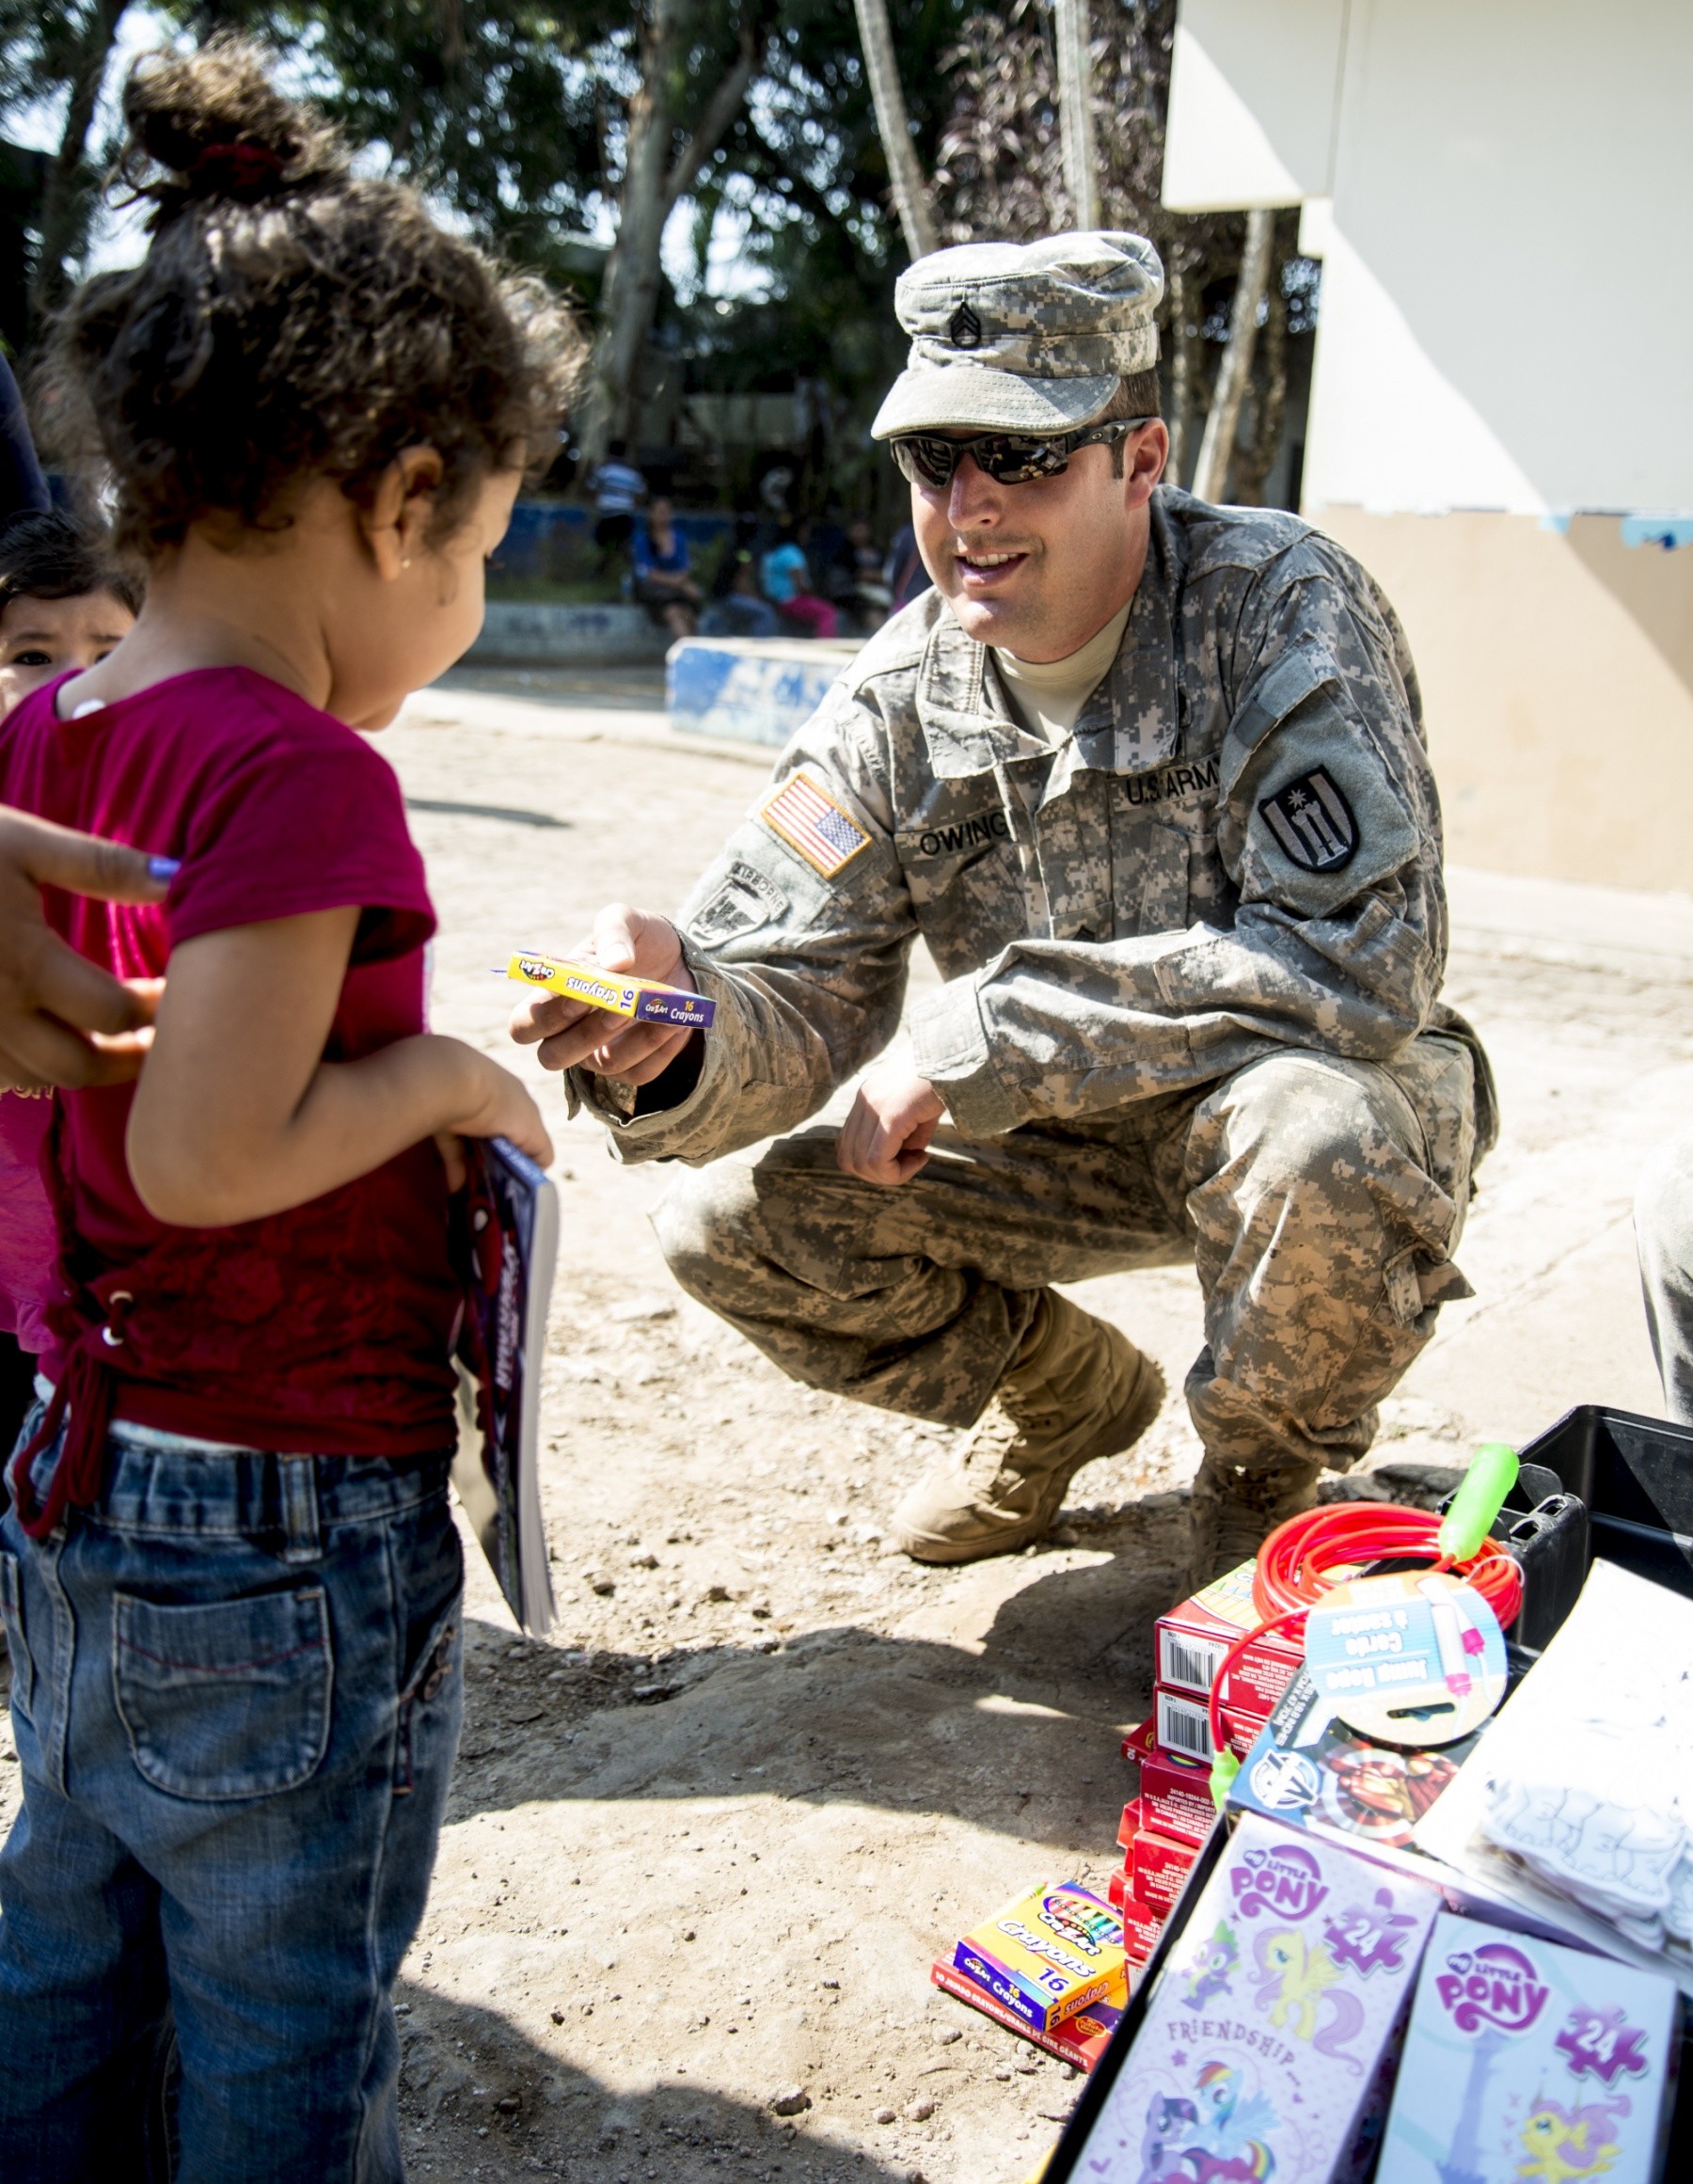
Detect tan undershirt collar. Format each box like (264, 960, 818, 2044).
(992, 603, 1131, 746)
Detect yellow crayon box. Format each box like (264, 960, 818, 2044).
(949, 1880, 1126, 2034)
(503, 952, 716, 1032)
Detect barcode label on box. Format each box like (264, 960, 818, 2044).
(1156, 1688, 1215, 1761)
(1158, 1629, 1226, 1694)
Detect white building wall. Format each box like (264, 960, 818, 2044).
(1309, 1, 1693, 516)
(1162, 0, 1346, 209)
(1162, 0, 1693, 891)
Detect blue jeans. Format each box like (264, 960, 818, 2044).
(0, 1415, 464, 2183)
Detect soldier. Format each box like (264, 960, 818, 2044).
(513, 231, 1495, 1587)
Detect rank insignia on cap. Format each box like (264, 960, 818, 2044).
(948, 299, 983, 350)
(1258, 768, 1357, 872)
(761, 772, 872, 879)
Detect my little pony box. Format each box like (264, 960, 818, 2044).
(1376, 1911, 1678, 2184)
(1084, 1814, 1443, 2180)
(950, 1880, 1127, 2034)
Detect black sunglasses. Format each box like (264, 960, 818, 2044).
(890, 418, 1148, 488)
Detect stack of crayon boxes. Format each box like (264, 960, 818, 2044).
(1111, 1559, 1304, 1970)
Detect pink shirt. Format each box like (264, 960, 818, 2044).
(0, 666, 460, 1456)
(0, 1091, 52, 1352)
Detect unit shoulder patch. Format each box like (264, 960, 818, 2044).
(761, 773, 872, 879)
(1258, 767, 1357, 874)
(689, 859, 789, 942)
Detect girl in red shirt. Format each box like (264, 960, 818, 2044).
(0, 40, 578, 2181)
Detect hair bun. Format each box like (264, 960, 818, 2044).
(121, 35, 345, 212)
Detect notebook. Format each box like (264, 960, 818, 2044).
(452, 1135, 559, 1636)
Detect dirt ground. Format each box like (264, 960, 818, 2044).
(5, 664, 1691, 2183)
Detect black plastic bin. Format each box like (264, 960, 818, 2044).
(1517, 1402, 1693, 1599)
(1041, 1403, 1693, 2184)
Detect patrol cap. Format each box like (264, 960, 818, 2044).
(871, 230, 1164, 440)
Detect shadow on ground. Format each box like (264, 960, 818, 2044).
(448, 1496, 1187, 1849)
(398, 1983, 921, 2183)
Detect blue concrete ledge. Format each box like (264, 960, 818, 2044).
(467, 603, 668, 667)
(667, 637, 862, 747)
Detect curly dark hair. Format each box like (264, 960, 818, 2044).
(0, 510, 143, 618)
(41, 38, 583, 559)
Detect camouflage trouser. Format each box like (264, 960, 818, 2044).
(653, 1036, 1479, 1477)
(1636, 1126, 1693, 1426)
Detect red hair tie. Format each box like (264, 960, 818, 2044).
(186, 140, 289, 198)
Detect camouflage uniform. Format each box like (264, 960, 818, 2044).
(570, 484, 1496, 1480)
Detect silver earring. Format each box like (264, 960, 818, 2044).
(402, 556, 413, 568)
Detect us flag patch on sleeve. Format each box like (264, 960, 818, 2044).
(760, 772, 871, 878)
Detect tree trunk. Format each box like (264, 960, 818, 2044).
(30, 0, 129, 329)
(1231, 251, 1288, 506)
(1165, 256, 1192, 487)
(1053, 0, 1099, 230)
(578, 2, 758, 469)
(852, 0, 937, 261)
(1191, 206, 1274, 504)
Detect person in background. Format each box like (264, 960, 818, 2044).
(0, 514, 142, 1454)
(0, 382, 163, 1098)
(810, 506, 852, 597)
(841, 514, 892, 632)
(701, 547, 780, 639)
(882, 516, 930, 611)
(761, 516, 838, 640)
(1636, 1135, 1693, 1424)
(0, 513, 141, 716)
(588, 435, 645, 574)
(0, 811, 167, 1088)
(631, 494, 701, 640)
(0, 358, 50, 527)
(0, 40, 568, 2178)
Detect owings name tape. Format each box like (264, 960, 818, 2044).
(503, 952, 717, 1032)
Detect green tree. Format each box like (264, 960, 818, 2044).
(0, 0, 132, 330)
(287, 0, 613, 288)
(933, 0, 1316, 501)
(575, 0, 771, 466)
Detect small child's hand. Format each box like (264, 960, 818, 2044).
(451, 1051, 555, 1170)
(433, 1131, 468, 1194)
(87, 976, 165, 1076)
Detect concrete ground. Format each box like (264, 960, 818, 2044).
(5, 664, 1691, 2182)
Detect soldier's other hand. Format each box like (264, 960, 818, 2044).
(508, 901, 693, 1085)
(0, 809, 171, 1090)
(837, 1065, 946, 1187)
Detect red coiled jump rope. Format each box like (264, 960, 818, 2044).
(1206, 1497, 1525, 1764)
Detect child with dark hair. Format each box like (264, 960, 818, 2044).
(0, 511, 142, 716)
(0, 38, 579, 2179)
(0, 514, 142, 1451)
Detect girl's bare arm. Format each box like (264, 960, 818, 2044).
(127, 906, 551, 1227)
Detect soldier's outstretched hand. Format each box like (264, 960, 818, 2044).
(509, 901, 695, 1086)
(837, 1063, 946, 1187)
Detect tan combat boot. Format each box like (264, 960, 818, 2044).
(892, 1291, 1165, 1565)
(1185, 1451, 1322, 1594)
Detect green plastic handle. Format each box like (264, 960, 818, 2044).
(1438, 1441, 1520, 1561)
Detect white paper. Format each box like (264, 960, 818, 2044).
(1416, 1559, 1693, 1995)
